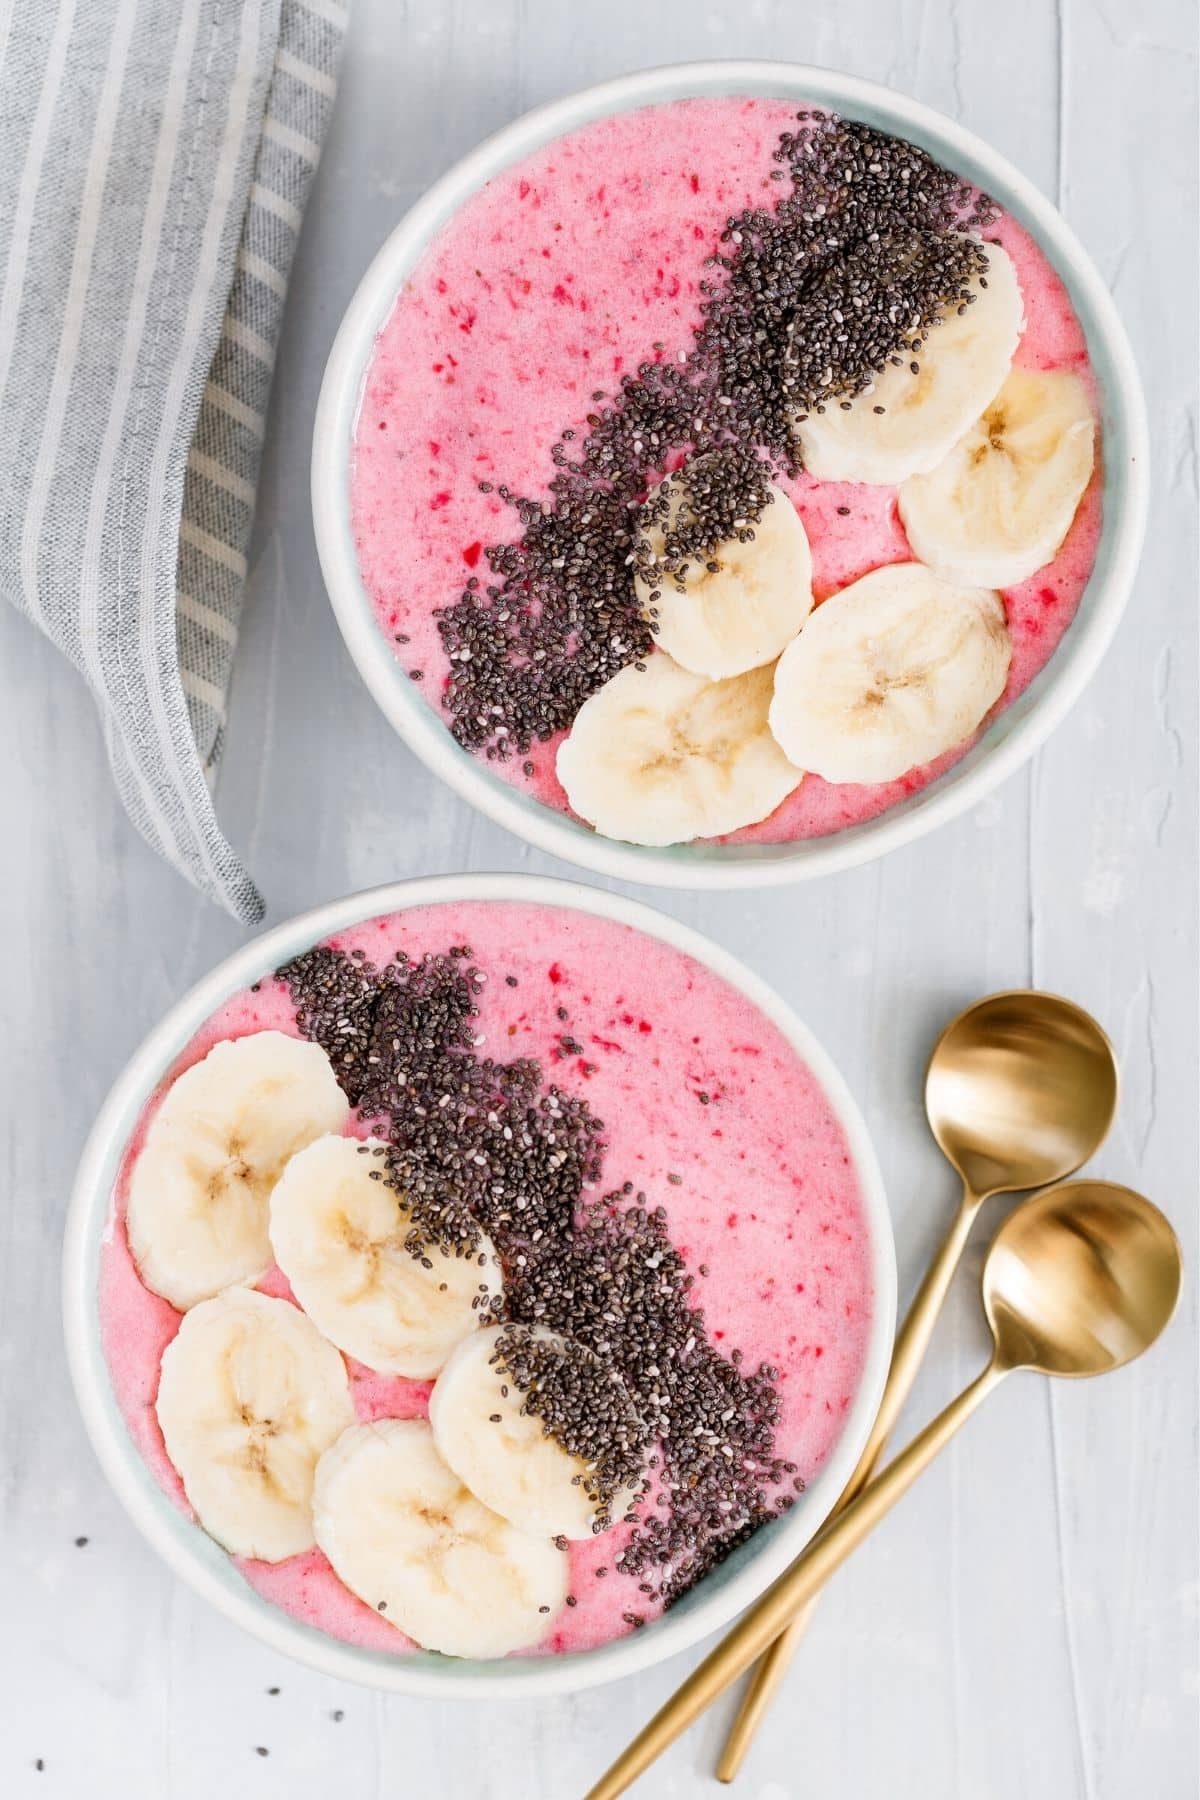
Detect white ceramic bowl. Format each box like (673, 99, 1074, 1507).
(313, 60, 1148, 888)
(64, 874, 896, 1697)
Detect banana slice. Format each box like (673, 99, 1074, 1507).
(156, 1287, 355, 1562)
(313, 1419, 568, 1658)
(127, 1031, 350, 1312)
(769, 563, 1011, 783)
(794, 240, 1025, 485)
(268, 1134, 503, 1379)
(898, 367, 1095, 588)
(556, 653, 802, 846)
(430, 1324, 643, 1540)
(634, 472, 813, 678)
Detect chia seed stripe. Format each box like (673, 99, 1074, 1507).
(278, 941, 805, 1607)
(433, 109, 994, 759)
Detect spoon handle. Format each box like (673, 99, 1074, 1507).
(716, 1184, 982, 1781)
(585, 1357, 1007, 1800)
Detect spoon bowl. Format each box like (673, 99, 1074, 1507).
(926, 991, 1119, 1199)
(985, 1179, 1182, 1377)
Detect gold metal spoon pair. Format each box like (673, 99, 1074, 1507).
(585, 993, 1182, 1800)
(718, 989, 1120, 1777)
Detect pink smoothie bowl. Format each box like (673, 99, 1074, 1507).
(311, 61, 1148, 888)
(63, 874, 896, 1698)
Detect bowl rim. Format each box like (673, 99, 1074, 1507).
(311, 57, 1148, 888)
(63, 872, 897, 1698)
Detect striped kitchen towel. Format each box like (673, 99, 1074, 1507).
(0, 0, 349, 925)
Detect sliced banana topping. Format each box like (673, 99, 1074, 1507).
(556, 653, 802, 846)
(313, 1419, 568, 1659)
(127, 1031, 350, 1312)
(268, 1134, 503, 1379)
(430, 1324, 644, 1541)
(635, 471, 813, 679)
(899, 367, 1095, 589)
(769, 563, 1011, 784)
(794, 239, 1025, 485)
(156, 1287, 355, 1562)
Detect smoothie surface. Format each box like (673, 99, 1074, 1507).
(100, 900, 876, 1657)
(351, 95, 1101, 841)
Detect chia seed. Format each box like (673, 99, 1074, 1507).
(433, 110, 992, 757)
(278, 941, 806, 1611)
(278, 942, 603, 1254)
(490, 1324, 647, 1529)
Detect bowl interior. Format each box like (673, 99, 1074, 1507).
(65, 873, 896, 1696)
(313, 60, 1147, 888)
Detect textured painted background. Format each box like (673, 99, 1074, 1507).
(3, 2, 1196, 1795)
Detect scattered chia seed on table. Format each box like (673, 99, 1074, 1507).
(278, 941, 802, 1610)
(433, 110, 994, 758)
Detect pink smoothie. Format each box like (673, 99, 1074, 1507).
(100, 901, 875, 1659)
(351, 96, 1101, 840)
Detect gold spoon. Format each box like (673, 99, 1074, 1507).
(585, 1179, 1181, 1800)
(717, 989, 1118, 1781)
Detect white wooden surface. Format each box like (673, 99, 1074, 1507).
(2, 3, 1196, 1795)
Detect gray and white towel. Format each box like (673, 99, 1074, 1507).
(0, 0, 349, 925)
